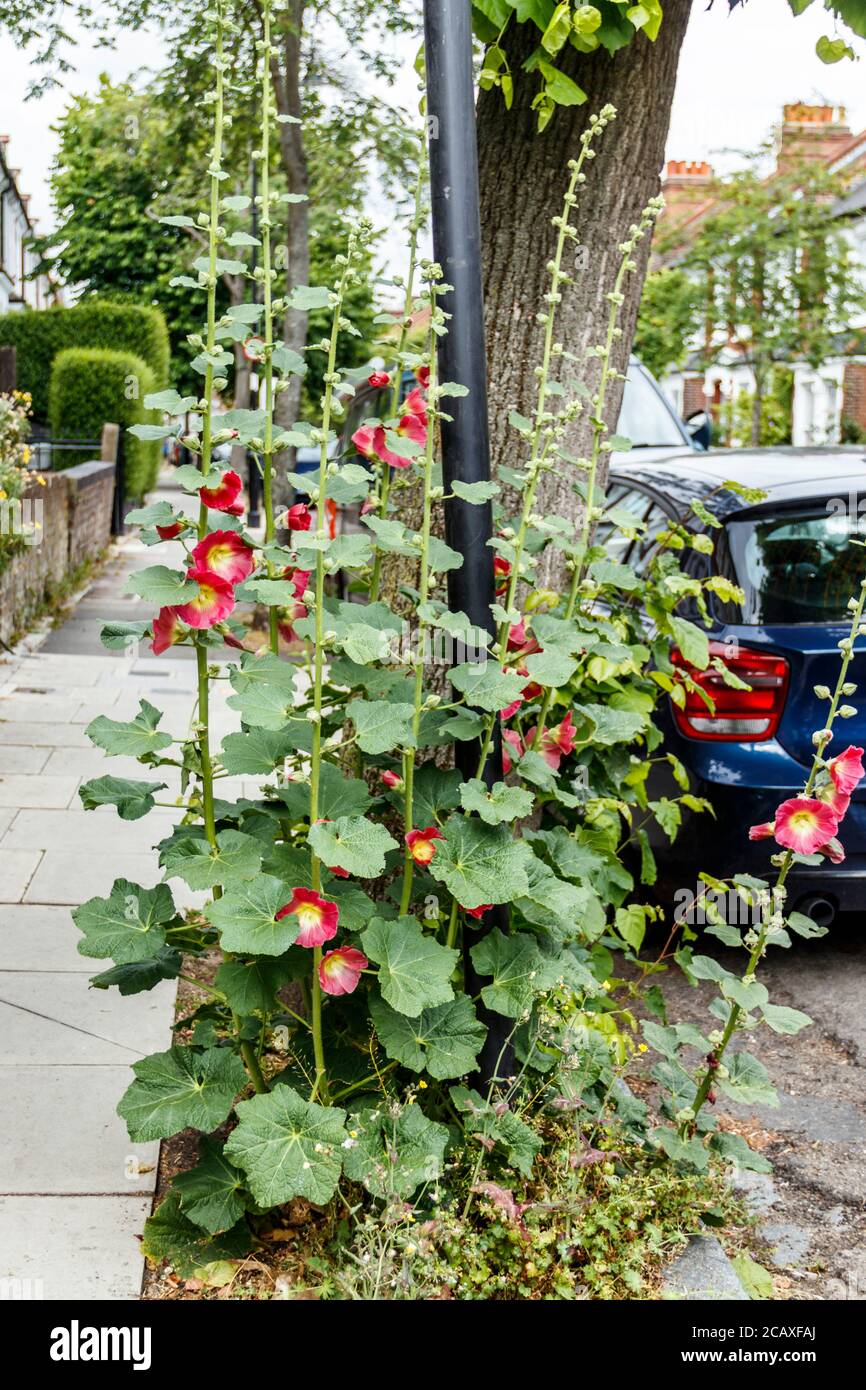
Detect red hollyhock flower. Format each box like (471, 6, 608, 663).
(156, 520, 185, 540)
(494, 555, 511, 594)
(416, 365, 430, 390)
(368, 370, 391, 388)
(177, 568, 236, 629)
(199, 470, 243, 513)
(464, 904, 492, 920)
(405, 826, 444, 865)
(818, 782, 851, 821)
(191, 530, 256, 585)
(402, 386, 428, 424)
(352, 423, 413, 471)
(501, 695, 523, 722)
(502, 728, 524, 775)
(151, 607, 186, 655)
(284, 567, 312, 598)
(319, 946, 368, 996)
(772, 797, 839, 855)
(508, 620, 529, 651)
(527, 711, 577, 771)
(276, 888, 339, 948)
(828, 746, 865, 796)
(748, 821, 775, 842)
(381, 770, 403, 790)
(286, 503, 312, 532)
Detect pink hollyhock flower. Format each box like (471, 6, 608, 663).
(284, 567, 311, 598)
(381, 770, 403, 790)
(156, 520, 185, 540)
(818, 782, 851, 821)
(368, 370, 391, 388)
(319, 946, 368, 997)
(416, 365, 430, 390)
(276, 888, 339, 948)
(402, 386, 428, 424)
(501, 695, 523, 722)
(191, 530, 255, 585)
(502, 728, 524, 775)
(494, 555, 511, 595)
(821, 836, 846, 864)
(828, 746, 865, 796)
(464, 904, 492, 920)
(278, 605, 307, 644)
(352, 423, 412, 470)
(527, 711, 577, 771)
(151, 606, 185, 655)
(508, 620, 528, 652)
(405, 826, 444, 865)
(399, 408, 428, 447)
(748, 821, 776, 841)
(177, 568, 236, 629)
(286, 503, 312, 533)
(199, 470, 243, 513)
(773, 797, 839, 855)
(221, 630, 245, 651)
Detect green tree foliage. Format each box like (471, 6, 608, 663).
(633, 268, 700, 380)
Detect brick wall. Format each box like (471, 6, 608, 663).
(682, 377, 707, 418)
(842, 363, 866, 436)
(0, 459, 115, 644)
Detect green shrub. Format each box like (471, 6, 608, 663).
(0, 300, 170, 423)
(48, 348, 160, 502)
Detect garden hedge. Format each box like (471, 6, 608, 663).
(0, 300, 170, 423)
(48, 347, 161, 502)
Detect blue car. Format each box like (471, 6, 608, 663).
(607, 447, 866, 927)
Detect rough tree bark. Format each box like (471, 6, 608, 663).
(476, 3, 693, 587)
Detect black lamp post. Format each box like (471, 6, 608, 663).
(423, 0, 513, 1084)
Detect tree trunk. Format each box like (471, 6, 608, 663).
(271, 0, 310, 515)
(751, 368, 765, 447)
(476, 4, 692, 587)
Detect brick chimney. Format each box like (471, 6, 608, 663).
(659, 159, 715, 234)
(776, 103, 852, 173)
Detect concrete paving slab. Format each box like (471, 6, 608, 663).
(0, 850, 42, 903)
(1, 808, 177, 854)
(0, 746, 50, 774)
(0, 721, 91, 747)
(0, 1067, 159, 1195)
(0, 695, 83, 724)
(0, 905, 87, 971)
(0, 972, 176, 1063)
(23, 852, 162, 905)
(0, 1196, 152, 1299)
(0, 774, 81, 809)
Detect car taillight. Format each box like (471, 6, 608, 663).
(670, 640, 790, 742)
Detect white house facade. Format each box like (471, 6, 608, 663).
(0, 135, 58, 315)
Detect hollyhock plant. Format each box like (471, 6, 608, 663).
(276, 889, 339, 948)
(405, 826, 444, 865)
(319, 946, 368, 997)
(191, 530, 256, 585)
(828, 745, 864, 796)
(177, 568, 236, 629)
(771, 797, 839, 855)
(529, 711, 577, 771)
(151, 606, 186, 655)
(199, 469, 243, 513)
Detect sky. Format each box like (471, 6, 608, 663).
(1, 0, 865, 258)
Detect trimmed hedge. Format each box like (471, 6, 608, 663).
(0, 301, 170, 423)
(49, 348, 161, 502)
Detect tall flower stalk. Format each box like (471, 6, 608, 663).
(307, 223, 372, 1102)
(258, 0, 280, 656)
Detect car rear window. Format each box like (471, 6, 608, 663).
(717, 507, 865, 624)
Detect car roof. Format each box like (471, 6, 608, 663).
(610, 446, 866, 519)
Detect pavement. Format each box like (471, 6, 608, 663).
(0, 473, 249, 1300)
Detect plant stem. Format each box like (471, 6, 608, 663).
(399, 296, 438, 914)
(369, 143, 426, 604)
(687, 570, 866, 1132)
(259, 0, 279, 656)
(445, 897, 459, 950)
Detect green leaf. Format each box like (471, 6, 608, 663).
(574, 702, 644, 745)
(469, 929, 551, 1018)
(717, 1052, 778, 1108)
(541, 1, 573, 54)
(370, 994, 485, 1079)
(224, 1086, 347, 1206)
(204, 875, 300, 956)
(787, 910, 828, 940)
(129, 423, 175, 442)
(124, 565, 197, 605)
(731, 1253, 774, 1300)
(348, 698, 416, 754)
(79, 775, 166, 821)
(450, 479, 498, 503)
(450, 662, 526, 712)
(308, 815, 398, 878)
(286, 284, 332, 311)
(428, 815, 530, 909)
(361, 917, 457, 1017)
(537, 58, 587, 106)
(141, 1190, 252, 1278)
(160, 830, 263, 891)
(277, 762, 371, 822)
(89, 947, 182, 996)
(761, 1003, 812, 1036)
(342, 1102, 449, 1198)
(588, 558, 641, 591)
(450, 1086, 541, 1176)
(73, 879, 179, 965)
(144, 388, 199, 414)
(215, 955, 299, 1015)
(174, 1138, 250, 1234)
(816, 34, 855, 62)
(521, 648, 578, 687)
(100, 620, 152, 652)
(219, 728, 296, 776)
(117, 1046, 249, 1142)
(459, 778, 534, 826)
(668, 615, 710, 669)
(710, 1131, 772, 1175)
(87, 699, 173, 758)
(409, 767, 463, 826)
